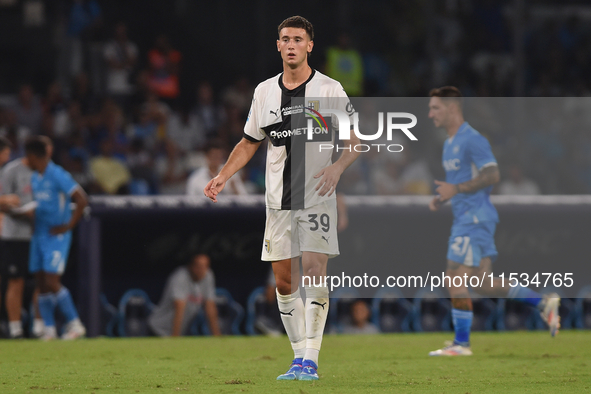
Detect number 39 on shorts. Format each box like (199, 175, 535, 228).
(308, 214, 330, 232)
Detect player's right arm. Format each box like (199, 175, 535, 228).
(205, 88, 264, 202)
(204, 138, 261, 202)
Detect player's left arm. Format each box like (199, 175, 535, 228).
(50, 188, 89, 235)
(315, 89, 360, 197)
(204, 271, 221, 336)
(435, 135, 500, 201)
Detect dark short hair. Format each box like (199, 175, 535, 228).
(0, 135, 12, 152)
(24, 136, 47, 158)
(429, 86, 463, 108)
(278, 16, 314, 40)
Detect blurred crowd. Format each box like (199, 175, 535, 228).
(1, 0, 591, 195)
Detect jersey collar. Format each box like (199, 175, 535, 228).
(278, 69, 316, 96)
(447, 122, 469, 144)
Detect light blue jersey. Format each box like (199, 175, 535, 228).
(443, 122, 499, 266)
(442, 122, 498, 225)
(29, 162, 79, 274)
(31, 161, 79, 234)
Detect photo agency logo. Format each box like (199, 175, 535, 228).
(305, 100, 418, 153)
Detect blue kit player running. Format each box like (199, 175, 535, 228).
(24, 137, 89, 340)
(427, 86, 560, 356)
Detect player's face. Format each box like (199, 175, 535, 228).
(25, 153, 42, 171)
(277, 28, 313, 68)
(190, 255, 210, 281)
(428, 96, 451, 128)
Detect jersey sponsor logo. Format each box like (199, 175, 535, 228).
(35, 191, 51, 201)
(281, 104, 304, 116)
(268, 127, 328, 139)
(443, 158, 461, 171)
(345, 101, 355, 115)
(264, 239, 271, 254)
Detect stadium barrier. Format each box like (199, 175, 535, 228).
(78, 195, 591, 337)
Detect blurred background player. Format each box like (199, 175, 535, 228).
(341, 300, 379, 335)
(148, 253, 220, 337)
(427, 86, 560, 356)
(186, 140, 247, 196)
(0, 136, 46, 338)
(204, 16, 359, 381)
(24, 136, 89, 340)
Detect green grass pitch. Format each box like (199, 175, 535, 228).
(1, 331, 590, 393)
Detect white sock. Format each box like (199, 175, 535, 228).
(276, 288, 306, 359)
(33, 319, 45, 337)
(303, 284, 329, 365)
(9, 321, 23, 338)
(44, 326, 57, 339)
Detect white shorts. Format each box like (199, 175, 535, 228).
(262, 199, 340, 261)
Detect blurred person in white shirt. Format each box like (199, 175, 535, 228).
(187, 140, 246, 196)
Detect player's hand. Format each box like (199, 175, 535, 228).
(314, 164, 342, 197)
(1, 194, 20, 209)
(434, 180, 459, 201)
(429, 196, 445, 211)
(204, 176, 227, 203)
(50, 224, 70, 235)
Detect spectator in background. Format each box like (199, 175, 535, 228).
(71, 73, 97, 115)
(148, 254, 221, 337)
(498, 164, 541, 195)
(194, 81, 223, 140)
(12, 84, 43, 135)
(127, 138, 157, 193)
(325, 32, 364, 96)
(341, 300, 379, 335)
(221, 77, 253, 115)
(147, 35, 181, 102)
(0, 109, 30, 160)
(58, 0, 102, 92)
(186, 140, 246, 196)
(89, 138, 131, 194)
(103, 22, 138, 109)
(167, 104, 206, 154)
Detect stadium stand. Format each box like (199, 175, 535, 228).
(370, 287, 413, 333)
(116, 289, 154, 337)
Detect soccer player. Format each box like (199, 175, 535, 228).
(204, 16, 359, 380)
(0, 148, 40, 338)
(427, 86, 560, 356)
(148, 254, 221, 337)
(24, 136, 89, 340)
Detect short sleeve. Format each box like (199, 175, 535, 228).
(330, 83, 355, 131)
(202, 270, 216, 301)
(468, 134, 497, 170)
(55, 167, 80, 196)
(243, 88, 266, 142)
(170, 269, 192, 300)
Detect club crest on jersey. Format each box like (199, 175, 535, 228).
(453, 145, 460, 154)
(264, 239, 271, 254)
(307, 100, 320, 111)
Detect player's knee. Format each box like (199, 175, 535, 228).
(275, 277, 293, 296)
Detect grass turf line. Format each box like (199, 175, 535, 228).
(0, 331, 589, 393)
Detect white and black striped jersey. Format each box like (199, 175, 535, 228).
(244, 69, 352, 210)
